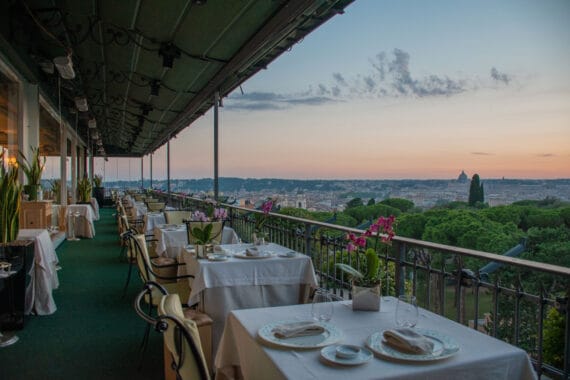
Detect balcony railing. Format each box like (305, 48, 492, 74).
(152, 191, 569, 379)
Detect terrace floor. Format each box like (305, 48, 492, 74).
(0, 208, 163, 379)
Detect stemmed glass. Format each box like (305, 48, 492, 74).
(311, 289, 334, 322)
(395, 295, 419, 328)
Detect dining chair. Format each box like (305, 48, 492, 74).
(184, 221, 224, 245)
(164, 210, 192, 225)
(147, 202, 166, 212)
(134, 282, 212, 380)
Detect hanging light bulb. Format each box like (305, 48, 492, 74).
(53, 55, 75, 79)
(88, 119, 97, 128)
(75, 97, 89, 112)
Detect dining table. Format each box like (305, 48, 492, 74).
(16, 229, 59, 315)
(153, 224, 240, 258)
(215, 298, 537, 380)
(66, 204, 96, 238)
(181, 243, 319, 365)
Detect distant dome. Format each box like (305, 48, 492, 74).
(458, 170, 468, 182)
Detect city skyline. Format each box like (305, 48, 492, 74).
(47, 0, 570, 181)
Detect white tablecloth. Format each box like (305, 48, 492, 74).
(144, 212, 165, 234)
(89, 197, 100, 221)
(66, 204, 96, 238)
(17, 229, 59, 315)
(183, 243, 318, 362)
(215, 299, 537, 380)
(154, 225, 239, 258)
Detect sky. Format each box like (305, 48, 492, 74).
(91, 0, 570, 181)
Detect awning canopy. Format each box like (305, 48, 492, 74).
(1, 0, 353, 157)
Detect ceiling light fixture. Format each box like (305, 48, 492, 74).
(88, 118, 97, 128)
(159, 43, 181, 69)
(150, 80, 160, 96)
(75, 97, 89, 112)
(53, 55, 75, 79)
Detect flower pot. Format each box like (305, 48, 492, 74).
(352, 283, 381, 311)
(23, 184, 41, 201)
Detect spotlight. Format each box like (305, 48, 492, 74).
(159, 43, 181, 69)
(53, 55, 75, 79)
(75, 97, 89, 112)
(150, 80, 160, 96)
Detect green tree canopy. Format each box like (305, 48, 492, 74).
(468, 174, 485, 206)
(346, 197, 364, 209)
(380, 198, 415, 212)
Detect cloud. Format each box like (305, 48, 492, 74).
(471, 152, 494, 156)
(537, 153, 555, 157)
(226, 49, 515, 111)
(490, 67, 511, 85)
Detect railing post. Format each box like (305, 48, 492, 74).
(563, 285, 570, 378)
(304, 222, 311, 257)
(395, 241, 406, 296)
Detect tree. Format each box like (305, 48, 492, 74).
(346, 197, 363, 209)
(380, 198, 414, 212)
(468, 174, 484, 206)
(367, 198, 375, 206)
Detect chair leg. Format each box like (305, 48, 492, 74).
(137, 302, 154, 370)
(122, 261, 134, 299)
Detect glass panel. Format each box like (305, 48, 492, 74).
(0, 71, 19, 162)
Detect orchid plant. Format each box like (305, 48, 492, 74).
(188, 204, 227, 245)
(254, 199, 274, 238)
(336, 215, 396, 287)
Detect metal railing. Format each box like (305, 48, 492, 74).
(150, 192, 569, 379)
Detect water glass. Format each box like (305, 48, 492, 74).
(395, 295, 419, 328)
(311, 289, 334, 322)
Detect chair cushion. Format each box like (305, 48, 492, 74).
(151, 257, 176, 266)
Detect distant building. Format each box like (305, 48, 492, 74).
(457, 170, 468, 182)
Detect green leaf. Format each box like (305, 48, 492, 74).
(335, 263, 364, 279)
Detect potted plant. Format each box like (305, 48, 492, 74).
(77, 177, 92, 203)
(92, 174, 105, 206)
(185, 208, 227, 258)
(0, 151, 22, 244)
(253, 199, 274, 245)
(50, 179, 61, 204)
(18, 147, 46, 201)
(336, 215, 396, 311)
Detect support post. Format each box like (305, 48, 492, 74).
(167, 139, 171, 203)
(214, 91, 219, 201)
(150, 154, 153, 189)
(141, 157, 144, 190)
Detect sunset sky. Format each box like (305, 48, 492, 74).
(85, 0, 570, 181)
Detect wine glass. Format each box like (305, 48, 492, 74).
(395, 295, 419, 328)
(311, 289, 334, 322)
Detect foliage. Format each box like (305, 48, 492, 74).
(343, 203, 401, 224)
(50, 179, 61, 203)
(93, 174, 103, 187)
(543, 307, 564, 368)
(346, 197, 363, 209)
(18, 146, 45, 185)
(468, 174, 485, 206)
(367, 198, 375, 206)
(0, 151, 22, 244)
(380, 198, 414, 212)
(254, 199, 273, 232)
(77, 177, 93, 203)
(190, 223, 214, 245)
(187, 207, 227, 244)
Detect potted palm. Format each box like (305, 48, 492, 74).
(50, 179, 61, 204)
(77, 177, 92, 203)
(336, 215, 396, 311)
(0, 151, 22, 244)
(92, 174, 104, 206)
(18, 147, 45, 201)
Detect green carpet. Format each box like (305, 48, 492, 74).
(0, 208, 163, 380)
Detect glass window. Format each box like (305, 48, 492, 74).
(0, 71, 19, 162)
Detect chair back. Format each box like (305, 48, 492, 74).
(130, 233, 156, 284)
(145, 197, 159, 203)
(184, 221, 224, 245)
(147, 202, 166, 212)
(134, 194, 144, 202)
(164, 210, 192, 225)
(158, 293, 211, 380)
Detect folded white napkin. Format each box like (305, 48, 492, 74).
(245, 247, 260, 256)
(272, 321, 325, 339)
(383, 328, 434, 354)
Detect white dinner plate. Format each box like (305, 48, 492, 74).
(366, 329, 459, 362)
(233, 252, 274, 259)
(207, 254, 228, 262)
(277, 251, 297, 258)
(321, 345, 373, 366)
(258, 320, 343, 349)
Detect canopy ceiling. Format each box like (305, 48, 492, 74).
(1, 0, 353, 157)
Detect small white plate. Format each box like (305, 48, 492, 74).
(321, 345, 373, 366)
(207, 254, 228, 262)
(277, 251, 296, 258)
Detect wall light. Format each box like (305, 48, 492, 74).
(75, 97, 89, 112)
(53, 55, 75, 79)
(88, 119, 97, 128)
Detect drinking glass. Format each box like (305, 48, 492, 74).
(395, 295, 419, 328)
(311, 289, 334, 322)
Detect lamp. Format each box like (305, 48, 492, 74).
(53, 55, 75, 79)
(75, 97, 89, 112)
(91, 131, 99, 139)
(159, 43, 181, 69)
(88, 119, 97, 129)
